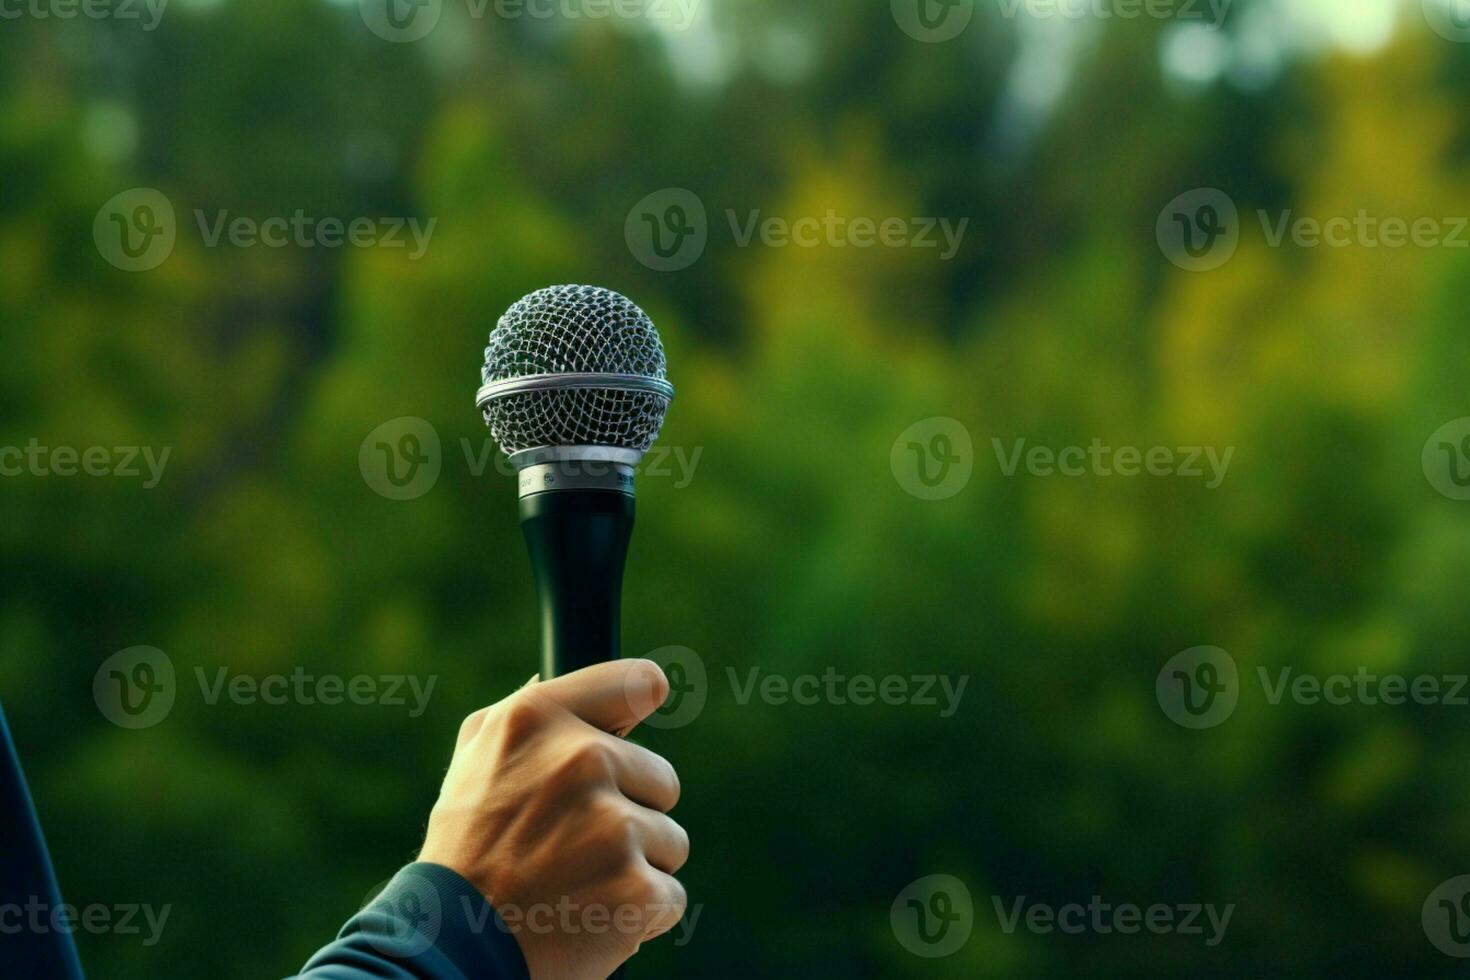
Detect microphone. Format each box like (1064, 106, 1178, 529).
(476, 285, 674, 682)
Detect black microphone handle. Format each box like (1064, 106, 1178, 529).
(519, 488, 635, 980)
(518, 489, 635, 680)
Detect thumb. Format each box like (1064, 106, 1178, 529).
(527, 659, 669, 736)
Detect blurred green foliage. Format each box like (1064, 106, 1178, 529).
(3, 1, 1470, 977)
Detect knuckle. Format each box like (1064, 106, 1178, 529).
(585, 787, 623, 820)
(590, 795, 639, 852)
(659, 754, 681, 808)
(665, 877, 689, 920)
(564, 737, 616, 781)
(549, 754, 596, 794)
(670, 820, 691, 868)
(623, 866, 662, 907)
(498, 693, 552, 743)
(633, 745, 680, 809)
(646, 879, 687, 937)
(457, 707, 489, 741)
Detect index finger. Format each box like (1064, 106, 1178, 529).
(527, 659, 670, 736)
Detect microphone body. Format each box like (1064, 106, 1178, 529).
(519, 483, 634, 680)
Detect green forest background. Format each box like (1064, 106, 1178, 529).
(4, 0, 1470, 976)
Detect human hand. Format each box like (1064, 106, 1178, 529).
(419, 660, 687, 980)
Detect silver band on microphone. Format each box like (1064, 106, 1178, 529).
(508, 447, 643, 498)
(517, 460, 636, 498)
(476, 373, 675, 410)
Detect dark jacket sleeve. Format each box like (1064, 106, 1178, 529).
(0, 703, 86, 980)
(296, 862, 530, 980)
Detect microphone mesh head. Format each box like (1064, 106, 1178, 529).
(480, 285, 672, 455)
